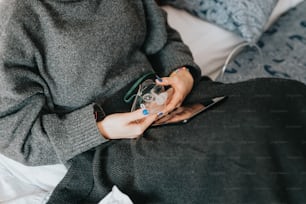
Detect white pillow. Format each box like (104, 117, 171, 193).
(163, 0, 304, 80)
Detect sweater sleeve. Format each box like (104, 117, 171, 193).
(0, 6, 106, 166)
(142, 0, 202, 84)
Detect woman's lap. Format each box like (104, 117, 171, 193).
(48, 78, 306, 204)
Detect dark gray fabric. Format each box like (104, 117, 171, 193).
(0, 0, 200, 165)
(48, 78, 306, 204)
(218, 1, 306, 85)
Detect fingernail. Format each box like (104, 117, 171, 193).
(142, 109, 149, 116)
(155, 75, 163, 82)
(157, 112, 163, 117)
(140, 103, 146, 109)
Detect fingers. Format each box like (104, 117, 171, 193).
(101, 111, 158, 139)
(164, 95, 182, 113)
(122, 115, 155, 137)
(120, 109, 153, 121)
(155, 77, 173, 86)
(123, 109, 158, 131)
(141, 113, 158, 127)
(155, 72, 192, 115)
(156, 82, 183, 114)
(161, 88, 183, 114)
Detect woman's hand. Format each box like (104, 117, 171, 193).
(156, 67, 194, 115)
(96, 109, 157, 139)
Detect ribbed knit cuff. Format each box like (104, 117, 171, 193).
(43, 104, 107, 163)
(185, 65, 202, 86)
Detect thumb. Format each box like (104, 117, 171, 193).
(140, 113, 158, 127)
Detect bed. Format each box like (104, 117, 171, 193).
(0, 0, 305, 203)
(162, 0, 306, 83)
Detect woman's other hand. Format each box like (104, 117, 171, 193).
(156, 67, 194, 115)
(96, 109, 157, 139)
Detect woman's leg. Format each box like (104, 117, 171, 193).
(48, 78, 306, 204)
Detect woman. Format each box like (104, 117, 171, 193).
(0, 0, 200, 165)
(1, 0, 305, 203)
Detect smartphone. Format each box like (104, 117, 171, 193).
(152, 96, 227, 127)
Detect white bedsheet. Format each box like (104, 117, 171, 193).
(0, 154, 133, 204)
(0, 154, 67, 204)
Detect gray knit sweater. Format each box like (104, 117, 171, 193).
(0, 0, 201, 166)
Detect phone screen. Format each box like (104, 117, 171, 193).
(152, 96, 227, 127)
